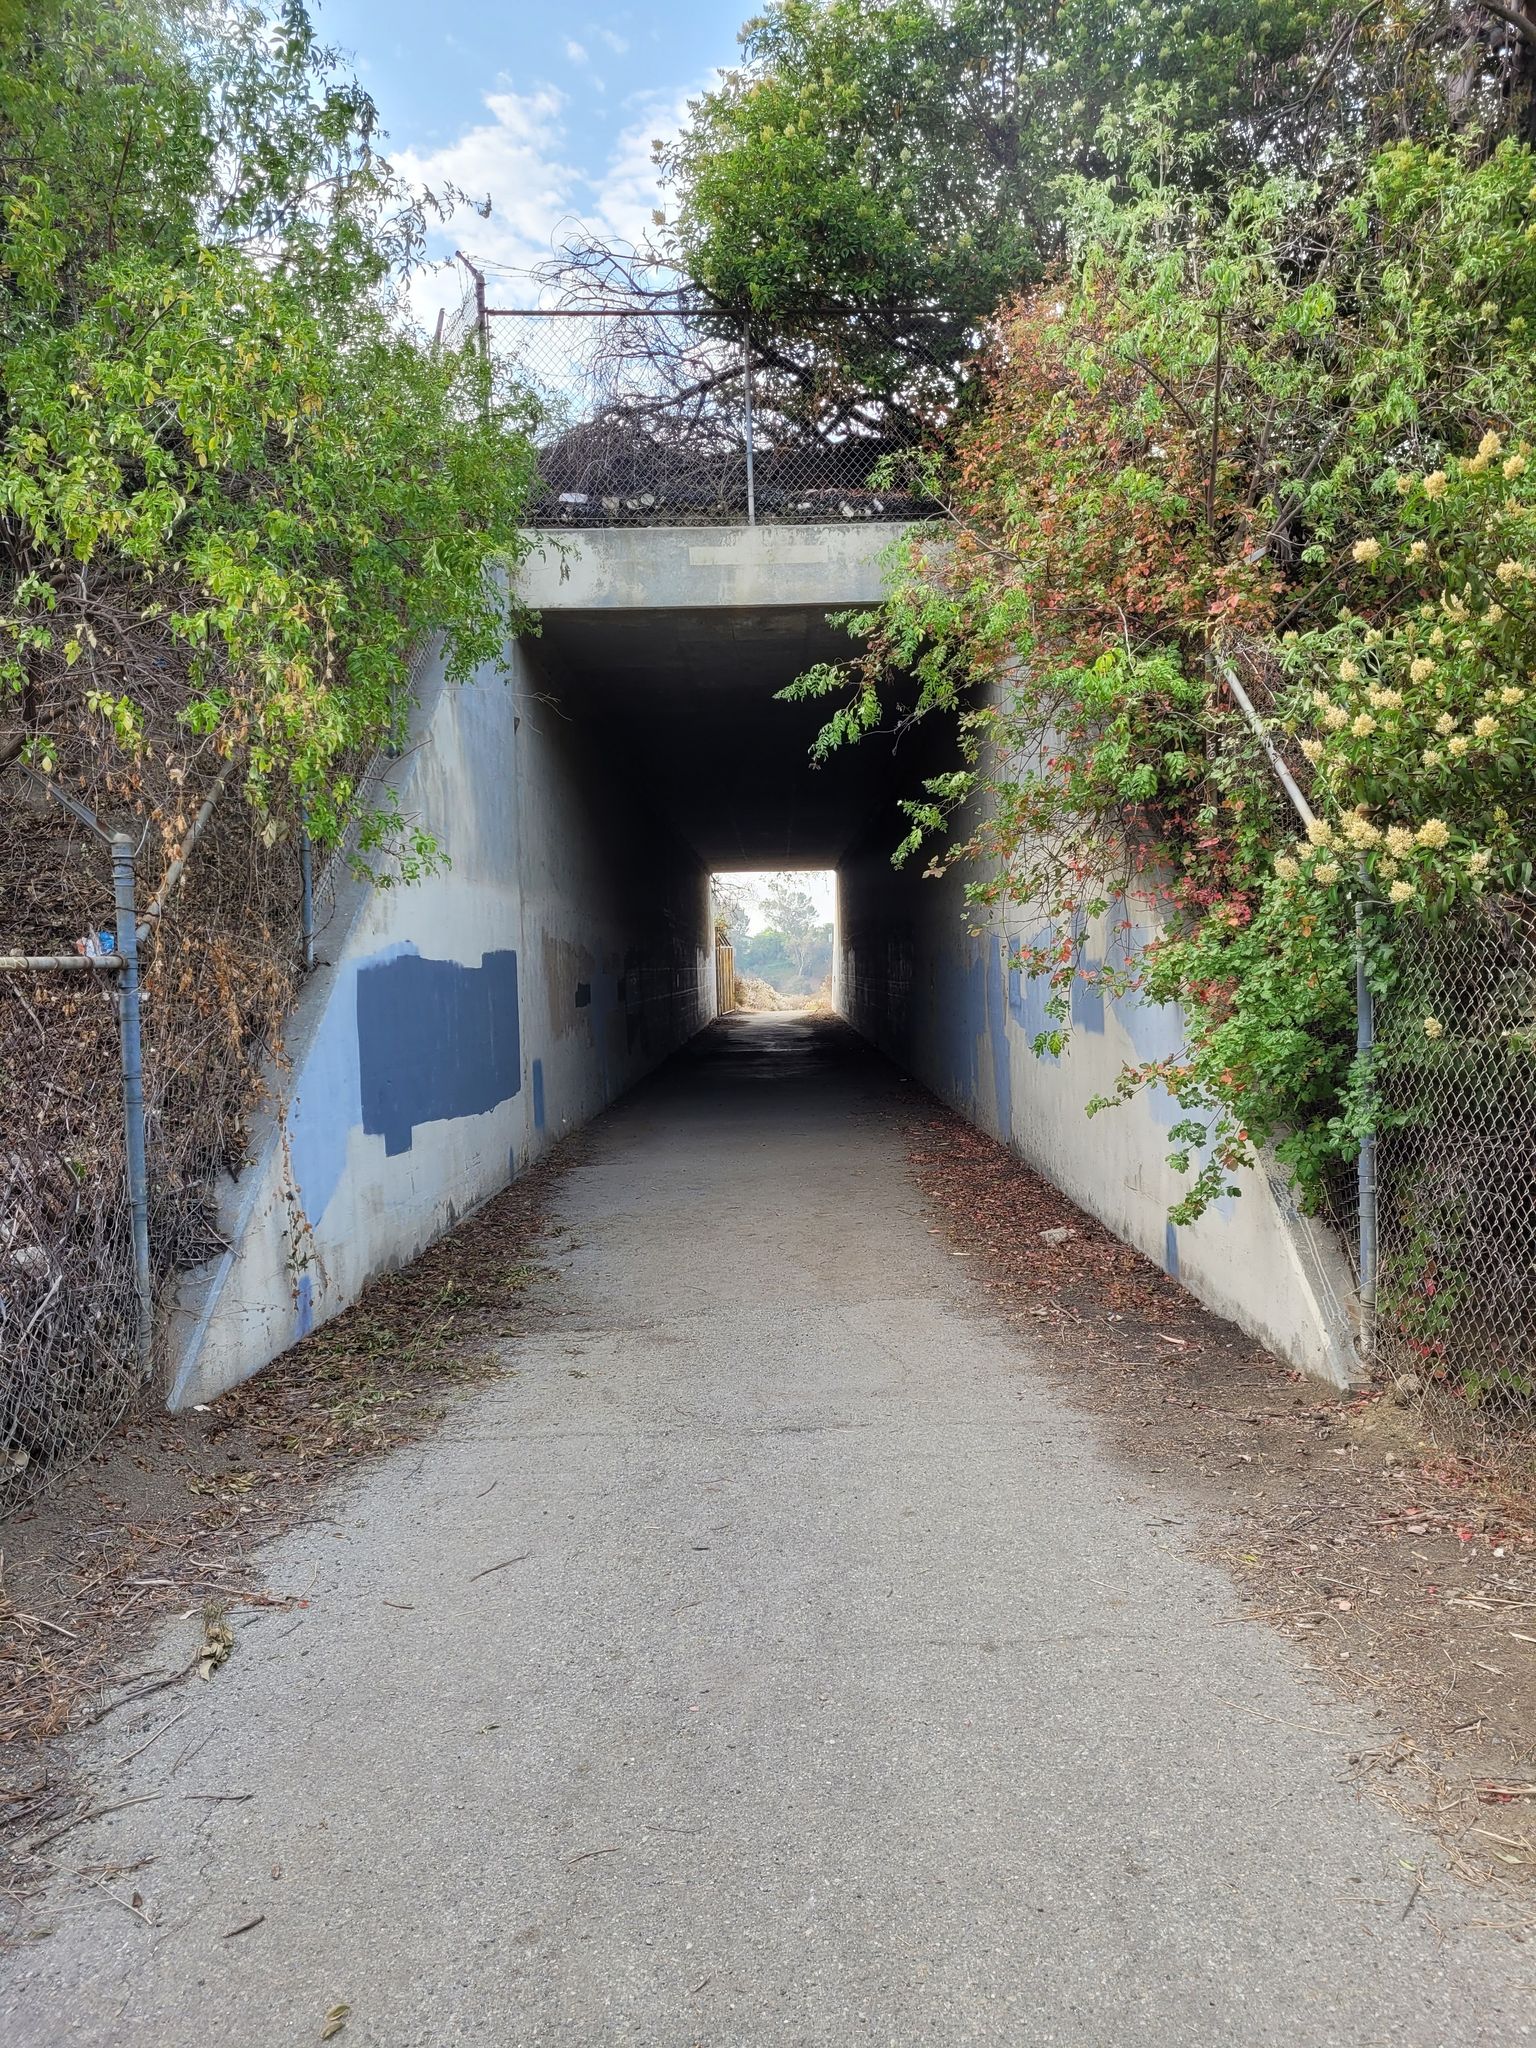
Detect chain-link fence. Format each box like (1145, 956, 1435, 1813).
(0, 628, 447, 1516)
(1373, 893, 1536, 1436)
(1217, 637, 1536, 1451)
(1, 962, 138, 1501)
(456, 264, 961, 528)
(0, 754, 306, 1518)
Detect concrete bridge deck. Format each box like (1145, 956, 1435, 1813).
(8, 1015, 1526, 2046)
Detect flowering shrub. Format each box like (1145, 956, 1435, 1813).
(788, 140, 1536, 1218)
(1276, 437, 1536, 913)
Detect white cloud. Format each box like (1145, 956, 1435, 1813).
(590, 86, 695, 250)
(596, 28, 629, 54)
(564, 40, 588, 64)
(391, 78, 704, 331)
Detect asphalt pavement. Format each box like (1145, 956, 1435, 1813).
(4, 1014, 1532, 2045)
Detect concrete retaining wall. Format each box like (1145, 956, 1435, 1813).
(836, 829, 1361, 1387)
(166, 635, 713, 1408)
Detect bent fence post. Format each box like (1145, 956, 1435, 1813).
(1216, 656, 1377, 1358)
(111, 832, 155, 1379)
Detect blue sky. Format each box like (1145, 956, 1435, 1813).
(309, 4, 834, 923)
(313, 1, 749, 317)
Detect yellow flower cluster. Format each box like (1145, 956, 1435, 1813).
(1411, 657, 1436, 684)
(1467, 848, 1492, 876)
(1473, 714, 1500, 739)
(1389, 879, 1416, 905)
(1408, 540, 1428, 562)
(1351, 712, 1376, 737)
(1351, 537, 1382, 564)
(1299, 736, 1323, 763)
(1501, 685, 1527, 705)
(1367, 686, 1404, 710)
(1384, 824, 1415, 857)
(1423, 1016, 1444, 1040)
(1322, 704, 1350, 731)
(1305, 816, 1334, 847)
(1422, 747, 1443, 768)
(1447, 734, 1470, 757)
(1416, 817, 1451, 848)
(1421, 470, 1448, 500)
(1274, 854, 1300, 882)
(1313, 860, 1342, 886)
(1340, 813, 1380, 850)
(1463, 431, 1502, 476)
(1434, 711, 1456, 735)
(1338, 658, 1360, 682)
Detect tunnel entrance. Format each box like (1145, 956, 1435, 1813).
(527, 603, 912, 873)
(170, 521, 1356, 1407)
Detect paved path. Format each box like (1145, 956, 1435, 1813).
(5, 1015, 1533, 2045)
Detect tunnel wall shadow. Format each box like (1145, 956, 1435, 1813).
(836, 814, 1359, 1385)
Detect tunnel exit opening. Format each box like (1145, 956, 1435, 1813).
(711, 870, 837, 1012)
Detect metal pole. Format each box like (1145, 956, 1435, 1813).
(136, 753, 238, 943)
(111, 833, 154, 1380)
(1354, 895, 1378, 1352)
(1215, 653, 1378, 1346)
(299, 809, 316, 972)
(1216, 657, 1316, 830)
(742, 325, 757, 527)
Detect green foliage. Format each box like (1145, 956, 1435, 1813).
(739, 921, 834, 992)
(789, 139, 1536, 1216)
(656, 0, 1476, 405)
(1, 1, 536, 852)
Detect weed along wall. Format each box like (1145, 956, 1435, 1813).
(836, 829, 1361, 1387)
(165, 635, 714, 1409)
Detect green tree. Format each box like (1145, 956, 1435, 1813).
(655, 0, 1387, 398)
(712, 874, 758, 948)
(1, 0, 535, 853)
(785, 139, 1536, 1215)
(761, 877, 824, 979)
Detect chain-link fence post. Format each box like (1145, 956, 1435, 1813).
(1217, 653, 1379, 1355)
(110, 832, 153, 1379)
(1354, 891, 1378, 1355)
(742, 324, 757, 526)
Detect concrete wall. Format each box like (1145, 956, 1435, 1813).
(837, 827, 1361, 1387)
(166, 635, 713, 1408)
(519, 522, 893, 613)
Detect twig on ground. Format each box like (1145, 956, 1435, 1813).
(468, 1554, 529, 1582)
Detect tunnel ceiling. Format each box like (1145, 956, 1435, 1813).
(530, 606, 917, 868)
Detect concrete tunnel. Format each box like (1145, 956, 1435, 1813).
(163, 524, 1360, 1412)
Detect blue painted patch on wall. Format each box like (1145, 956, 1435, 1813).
(357, 949, 521, 1156)
(1164, 1218, 1180, 1279)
